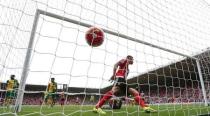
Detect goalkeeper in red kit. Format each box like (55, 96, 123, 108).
(93, 55, 157, 114)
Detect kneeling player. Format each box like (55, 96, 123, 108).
(109, 96, 122, 109)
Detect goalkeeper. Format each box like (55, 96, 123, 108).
(93, 55, 157, 114)
(46, 78, 57, 107)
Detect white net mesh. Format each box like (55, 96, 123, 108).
(1, 0, 210, 115)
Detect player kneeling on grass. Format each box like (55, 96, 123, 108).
(109, 97, 122, 109)
(93, 55, 157, 115)
(46, 78, 57, 107)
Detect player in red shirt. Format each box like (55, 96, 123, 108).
(59, 91, 65, 107)
(93, 55, 157, 114)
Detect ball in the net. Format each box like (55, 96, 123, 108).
(85, 27, 104, 47)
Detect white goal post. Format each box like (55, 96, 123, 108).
(14, 9, 208, 113)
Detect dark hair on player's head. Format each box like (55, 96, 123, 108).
(51, 78, 55, 82)
(127, 55, 133, 59)
(10, 75, 15, 79)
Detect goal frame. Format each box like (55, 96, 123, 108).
(14, 9, 208, 112)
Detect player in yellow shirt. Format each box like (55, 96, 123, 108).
(4, 75, 19, 107)
(46, 78, 57, 107)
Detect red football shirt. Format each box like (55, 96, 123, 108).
(115, 59, 129, 78)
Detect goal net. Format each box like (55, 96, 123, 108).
(1, 0, 210, 116)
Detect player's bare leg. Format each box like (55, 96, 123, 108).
(4, 98, 13, 110)
(3, 98, 9, 108)
(47, 97, 53, 108)
(51, 98, 55, 107)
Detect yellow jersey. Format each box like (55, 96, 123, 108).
(47, 82, 57, 93)
(6, 79, 18, 91)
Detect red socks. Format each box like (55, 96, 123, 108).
(96, 91, 113, 108)
(95, 90, 147, 108)
(133, 93, 148, 108)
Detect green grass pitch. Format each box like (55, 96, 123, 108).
(1, 104, 210, 116)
